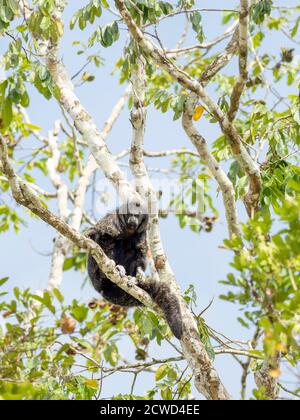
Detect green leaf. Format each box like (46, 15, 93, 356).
(71, 304, 88, 323)
(31, 293, 56, 314)
(7, 0, 19, 15)
(20, 91, 30, 107)
(155, 364, 169, 381)
(53, 288, 64, 303)
(63, 257, 75, 271)
(161, 386, 172, 400)
(2, 97, 13, 128)
(40, 16, 51, 31)
(0, 277, 9, 287)
(190, 11, 204, 42)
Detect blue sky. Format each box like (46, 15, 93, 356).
(0, 0, 299, 399)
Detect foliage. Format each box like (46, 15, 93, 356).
(0, 280, 194, 400)
(0, 0, 299, 400)
(222, 186, 300, 359)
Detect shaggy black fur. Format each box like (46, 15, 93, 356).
(86, 201, 183, 339)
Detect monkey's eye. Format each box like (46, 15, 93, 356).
(136, 202, 141, 207)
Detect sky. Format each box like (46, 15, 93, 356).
(0, 0, 299, 400)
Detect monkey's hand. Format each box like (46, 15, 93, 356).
(116, 265, 126, 277)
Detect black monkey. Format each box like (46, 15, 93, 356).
(86, 201, 183, 340)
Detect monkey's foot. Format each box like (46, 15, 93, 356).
(116, 265, 126, 277)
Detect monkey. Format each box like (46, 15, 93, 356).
(86, 201, 183, 340)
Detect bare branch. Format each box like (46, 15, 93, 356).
(182, 98, 240, 238)
(201, 26, 240, 86)
(157, 8, 239, 25)
(166, 22, 238, 57)
(144, 149, 200, 158)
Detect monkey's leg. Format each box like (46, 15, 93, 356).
(100, 278, 142, 307)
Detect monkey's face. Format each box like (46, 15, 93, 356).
(118, 201, 149, 236)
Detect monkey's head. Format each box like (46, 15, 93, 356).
(117, 201, 149, 236)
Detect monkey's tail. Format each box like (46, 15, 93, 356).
(138, 279, 183, 340)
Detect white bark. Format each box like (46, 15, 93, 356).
(228, 0, 250, 122)
(46, 121, 70, 289)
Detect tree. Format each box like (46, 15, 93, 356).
(0, 0, 299, 400)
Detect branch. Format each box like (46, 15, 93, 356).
(144, 149, 200, 158)
(115, 0, 261, 218)
(200, 26, 240, 86)
(47, 59, 137, 202)
(157, 8, 239, 25)
(228, 0, 250, 122)
(182, 98, 240, 238)
(166, 22, 238, 57)
(46, 121, 71, 289)
(278, 383, 300, 400)
(254, 359, 280, 400)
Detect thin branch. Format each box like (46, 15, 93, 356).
(157, 8, 239, 25)
(144, 149, 200, 158)
(166, 23, 237, 57)
(47, 85, 131, 289)
(278, 383, 300, 399)
(240, 326, 261, 400)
